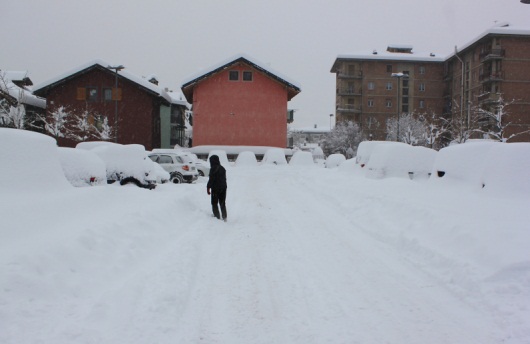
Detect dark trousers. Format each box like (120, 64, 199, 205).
(211, 189, 227, 220)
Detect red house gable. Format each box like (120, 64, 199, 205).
(181, 55, 301, 148)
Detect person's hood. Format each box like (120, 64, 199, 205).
(209, 155, 220, 166)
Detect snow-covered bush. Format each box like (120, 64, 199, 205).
(289, 151, 314, 166)
(235, 151, 258, 167)
(261, 148, 287, 165)
(366, 143, 437, 180)
(58, 147, 106, 187)
(325, 154, 346, 168)
(0, 128, 71, 192)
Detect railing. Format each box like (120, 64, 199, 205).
(337, 104, 362, 113)
(480, 48, 505, 61)
(338, 72, 363, 79)
(337, 88, 362, 96)
(479, 71, 504, 82)
(478, 92, 501, 103)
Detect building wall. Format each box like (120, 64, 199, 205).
(43, 67, 161, 150)
(191, 63, 288, 147)
(334, 59, 444, 140)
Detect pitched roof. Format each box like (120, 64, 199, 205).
(1, 70, 46, 108)
(32, 59, 188, 107)
(181, 54, 301, 102)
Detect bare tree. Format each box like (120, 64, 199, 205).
(386, 113, 428, 146)
(37, 106, 72, 139)
(0, 71, 27, 129)
(473, 95, 530, 142)
(423, 111, 450, 149)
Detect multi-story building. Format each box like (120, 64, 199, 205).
(331, 23, 530, 142)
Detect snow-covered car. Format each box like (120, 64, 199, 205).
(57, 147, 107, 187)
(148, 152, 199, 184)
(77, 142, 157, 189)
(175, 151, 210, 176)
(150, 161, 170, 184)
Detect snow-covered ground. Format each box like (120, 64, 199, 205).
(1, 129, 530, 343)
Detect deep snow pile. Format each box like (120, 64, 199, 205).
(1, 129, 529, 343)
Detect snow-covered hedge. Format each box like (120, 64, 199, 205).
(235, 151, 258, 167)
(58, 147, 106, 187)
(261, 148, 287, 165)
(365, 143, 437, 180)
(0, 128, 72, 192)
(289, 151, 315, 166)
(325, 154, 346, 168)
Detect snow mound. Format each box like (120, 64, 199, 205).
(0, 128, 71, 192)
(58, 147, 106, 187)
(235, 151, 258, 167)
(356, 140, 397, 167)
(261, 148, 287, 165)
(366, 143, 437, 180)
(325, 154, 346, 168)
(431, 141, 498, 189)
(289, 151, 314, 166)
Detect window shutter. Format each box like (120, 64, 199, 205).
(77, 87, 86, 100)
(112, 87, 122, 101)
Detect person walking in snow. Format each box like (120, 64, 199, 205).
(207, 155, 227, 221)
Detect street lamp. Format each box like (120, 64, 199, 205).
(391, 72, 408, 141)
(107, 65, 124, 143)
(329, 113, 334, 131)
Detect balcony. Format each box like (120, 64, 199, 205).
(338, 71, 363, 79)
(337, 104, 362, 113)
(480, 48, 505, 62)
(478, 92, 501, 104)
(479, 71, 504, 83)
(337, 87, 362, 96)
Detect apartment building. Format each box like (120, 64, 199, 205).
(331, 23, 530, 142)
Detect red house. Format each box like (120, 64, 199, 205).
(33, 60, 188, 150)
(181, 55, 301, 148)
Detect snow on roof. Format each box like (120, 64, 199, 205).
(1, 71, 46, 108)
(335, 49, 444, 63)
(181, 53, 302, 91)
(451, 22, 530, 58)
(32, 59, 181, 105)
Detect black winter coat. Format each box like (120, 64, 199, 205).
(207, 155, 227, 191)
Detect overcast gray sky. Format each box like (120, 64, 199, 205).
(2, 0, 529, 128)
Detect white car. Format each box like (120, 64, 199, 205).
(148, 152, 199, 184)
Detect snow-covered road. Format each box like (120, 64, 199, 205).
(2, 165, 528, 343)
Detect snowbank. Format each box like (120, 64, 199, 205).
(325, 154, 346, 168)
(261, 148, 288, 165)
(58, 147, 107, 187)
(235, 151, 258, 167)
(366, 144, 437, 180)
(0, 128, 71, 192)
(482, 143, 530, 196)
(289, 151, 315, 166)
(208, 150, 231, 167)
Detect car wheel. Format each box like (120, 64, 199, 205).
(171, 174, 184, 184)
(198, 170, 204, 177)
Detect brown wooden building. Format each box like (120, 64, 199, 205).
(33, 60, 188, 150)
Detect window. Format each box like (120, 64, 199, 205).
(419, 66, 425, 74)
(386, 99, 392, 107)
(87, 87, 98, 101)
(419, 83, 426, 91)
(387, 65, 393, 73)
(229, 71, 239, 81)
(243, 71, 253, 81)
(159, 155, 173, 164)
(419, 100, 425, 108)
(368, 82, 375, 90)
(386, 82, 392, 90)
(103, 88, 112, 101)
(368, 99, 374, 107)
